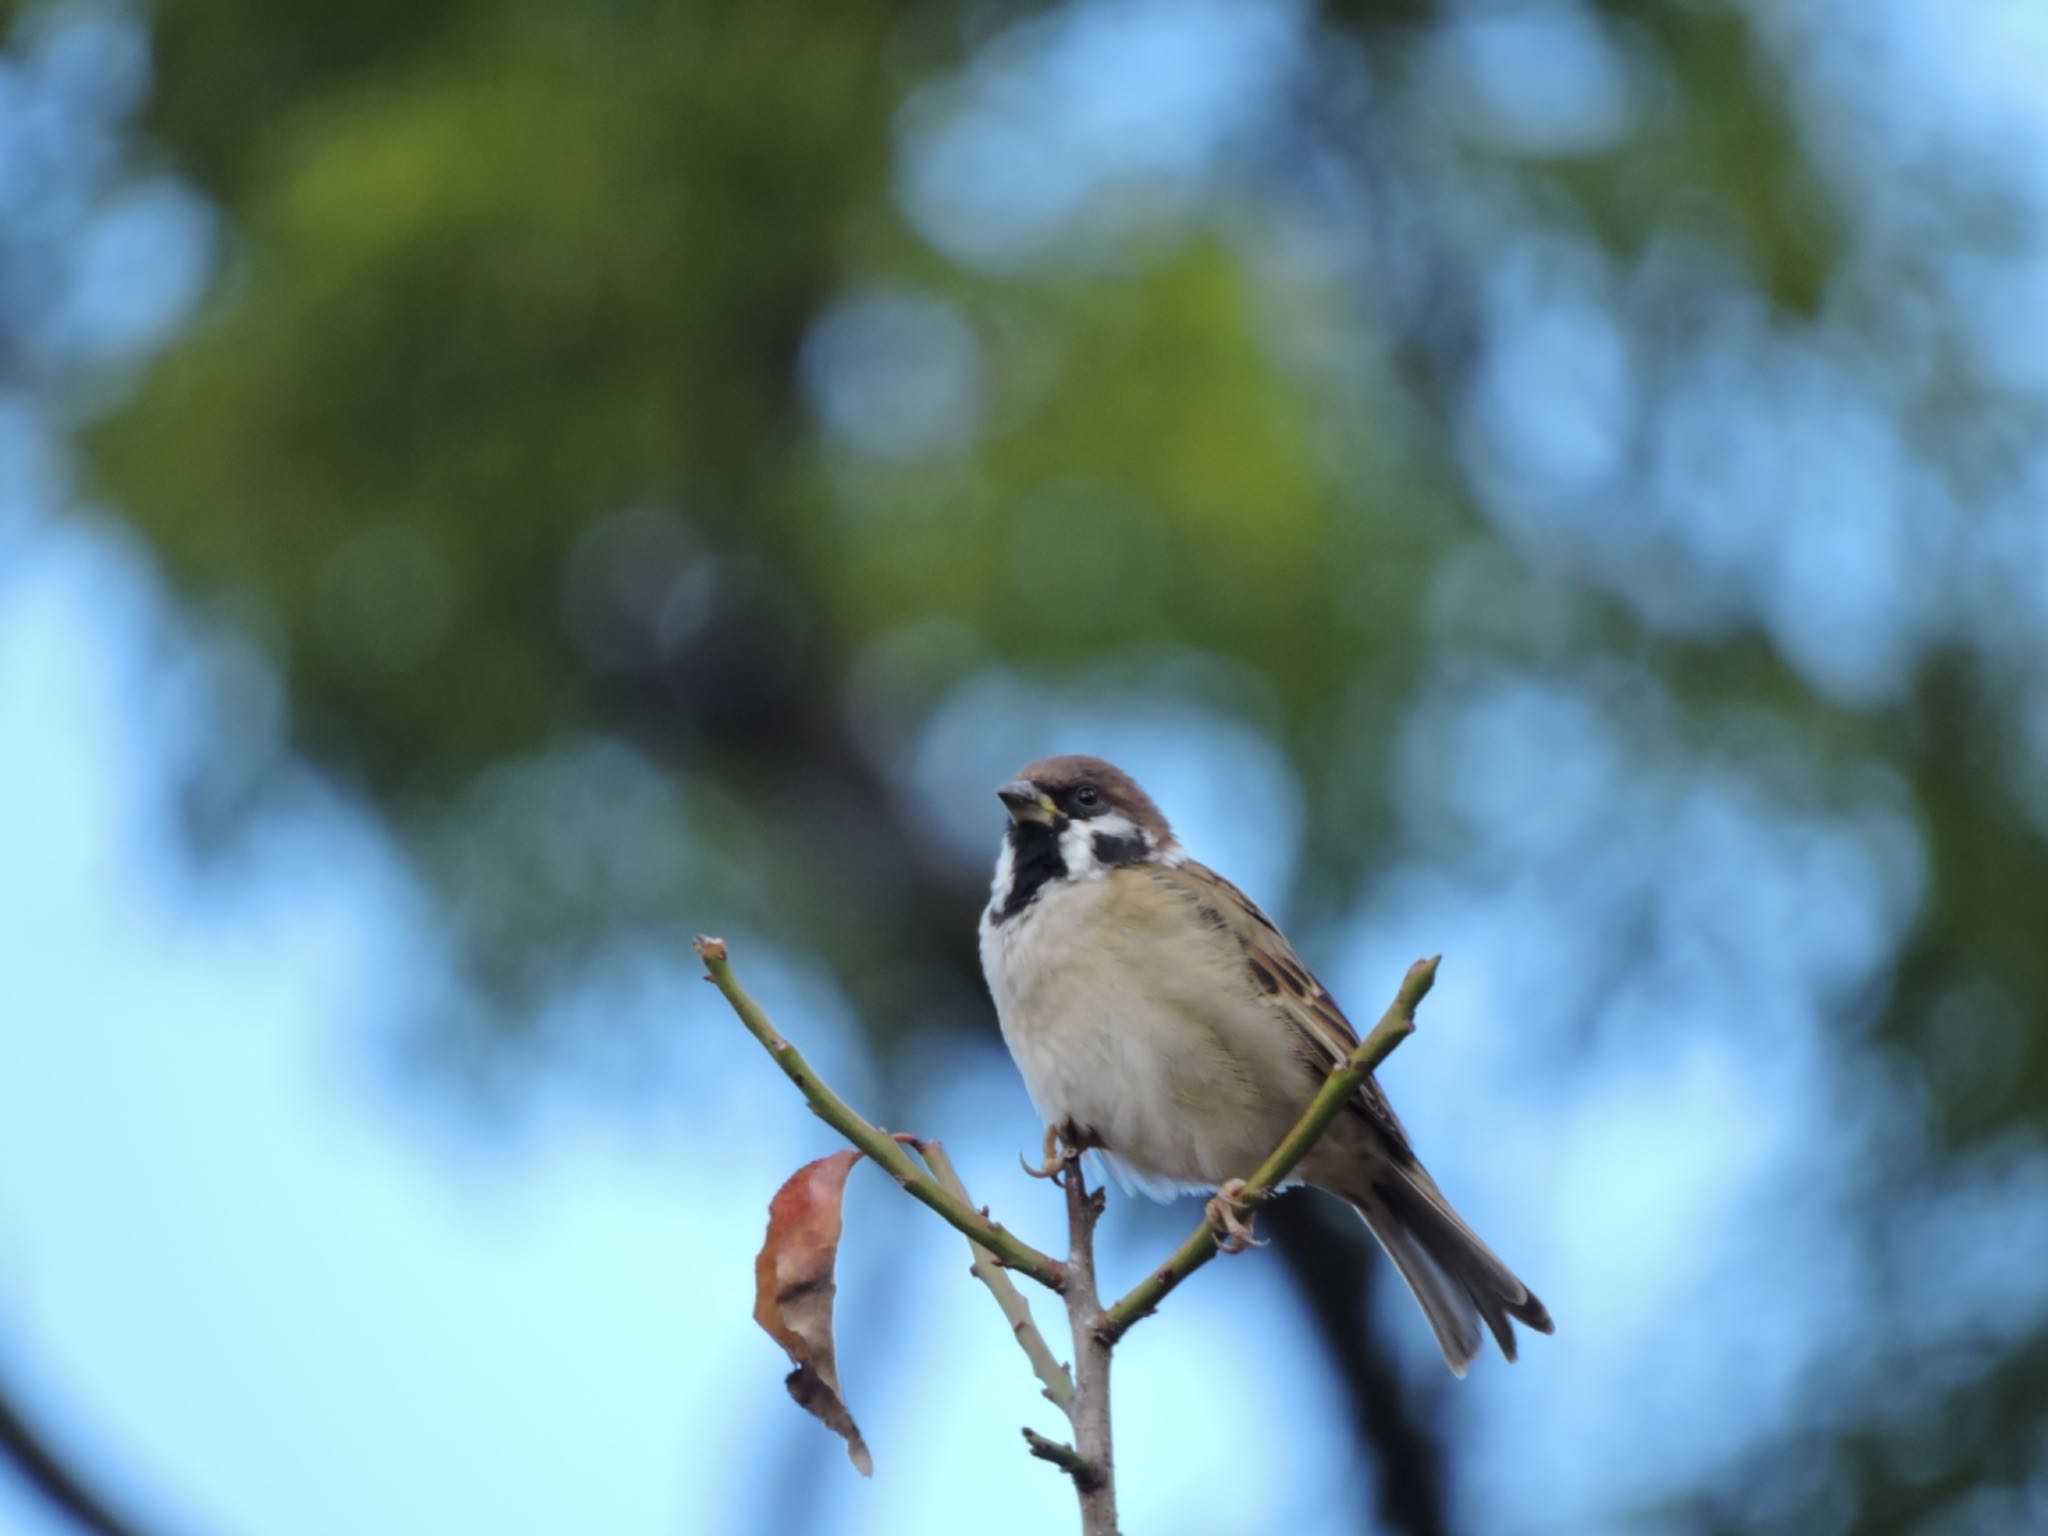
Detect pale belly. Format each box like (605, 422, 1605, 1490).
(979, 873, 1317, 1194)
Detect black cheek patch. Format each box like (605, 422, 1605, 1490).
(1091, 831, 1149, 868)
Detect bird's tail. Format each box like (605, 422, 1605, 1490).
(1344, 1164, 1553, 1377)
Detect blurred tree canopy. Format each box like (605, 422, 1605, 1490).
(9, 0, 2048, 1531)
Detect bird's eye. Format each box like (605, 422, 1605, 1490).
(1072, 784, 1100, 810)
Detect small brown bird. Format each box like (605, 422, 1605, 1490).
(978, 754, 1553, 1374)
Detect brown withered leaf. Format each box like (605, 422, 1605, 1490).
(753, 1148, 873, 1475)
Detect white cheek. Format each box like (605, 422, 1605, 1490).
(1056, 811, 1147, 879)
(1058, 819, 1100, 878)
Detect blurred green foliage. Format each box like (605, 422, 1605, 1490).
(100, 0, 903, 784)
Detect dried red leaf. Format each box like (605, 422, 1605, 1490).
(753, 1148, 872, 1475)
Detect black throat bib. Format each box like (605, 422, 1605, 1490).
(994, 820, 1066, 922)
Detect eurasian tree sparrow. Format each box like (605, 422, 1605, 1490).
(978, 754, 1553, 1374)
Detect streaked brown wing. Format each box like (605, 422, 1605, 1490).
(1164, 860, 1417, 1166)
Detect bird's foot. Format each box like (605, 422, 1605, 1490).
(1205, 1179, 1265, 1253)
(1020, 1125, 1066, 1180)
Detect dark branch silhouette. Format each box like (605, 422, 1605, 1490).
(0, 1374, 167, 1536)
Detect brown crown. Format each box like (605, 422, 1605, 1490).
(1013, 754, 1173, 842)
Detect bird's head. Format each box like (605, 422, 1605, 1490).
(994, 755, 1176, 874)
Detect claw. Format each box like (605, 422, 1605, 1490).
(1020, 1124, 1066, 1180)
(1204, 1178, 1266, 1254)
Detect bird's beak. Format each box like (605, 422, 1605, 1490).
(997, 779, 1060, 825)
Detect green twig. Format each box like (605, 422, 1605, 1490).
(1099, 955, 1439, 1343)
(1021, 1427, 1103, 1493)
(695, 936, 1066, 1293)
(919, 1140, 1076, 1416)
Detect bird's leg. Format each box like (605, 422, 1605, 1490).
(1204, 1178, 1265, 1254)
(1024, 1122, 1101, 1189)
(1020, 1123, 1066, 1180)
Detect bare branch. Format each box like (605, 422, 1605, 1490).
(695, 936, 1066, 1292)
(918, 1140, 1075, 1416)
(706, 927, 1442, 1536)
(1054, 1145, 1119, 1536)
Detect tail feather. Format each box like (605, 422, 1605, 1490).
(1347, 1165, 1553, 1376)
(1356, 1198, 1484, 1376)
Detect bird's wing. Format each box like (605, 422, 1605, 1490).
(1151, 859, 1416, 1166)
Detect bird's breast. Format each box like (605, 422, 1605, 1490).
(978, 870, 1310, 1192)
